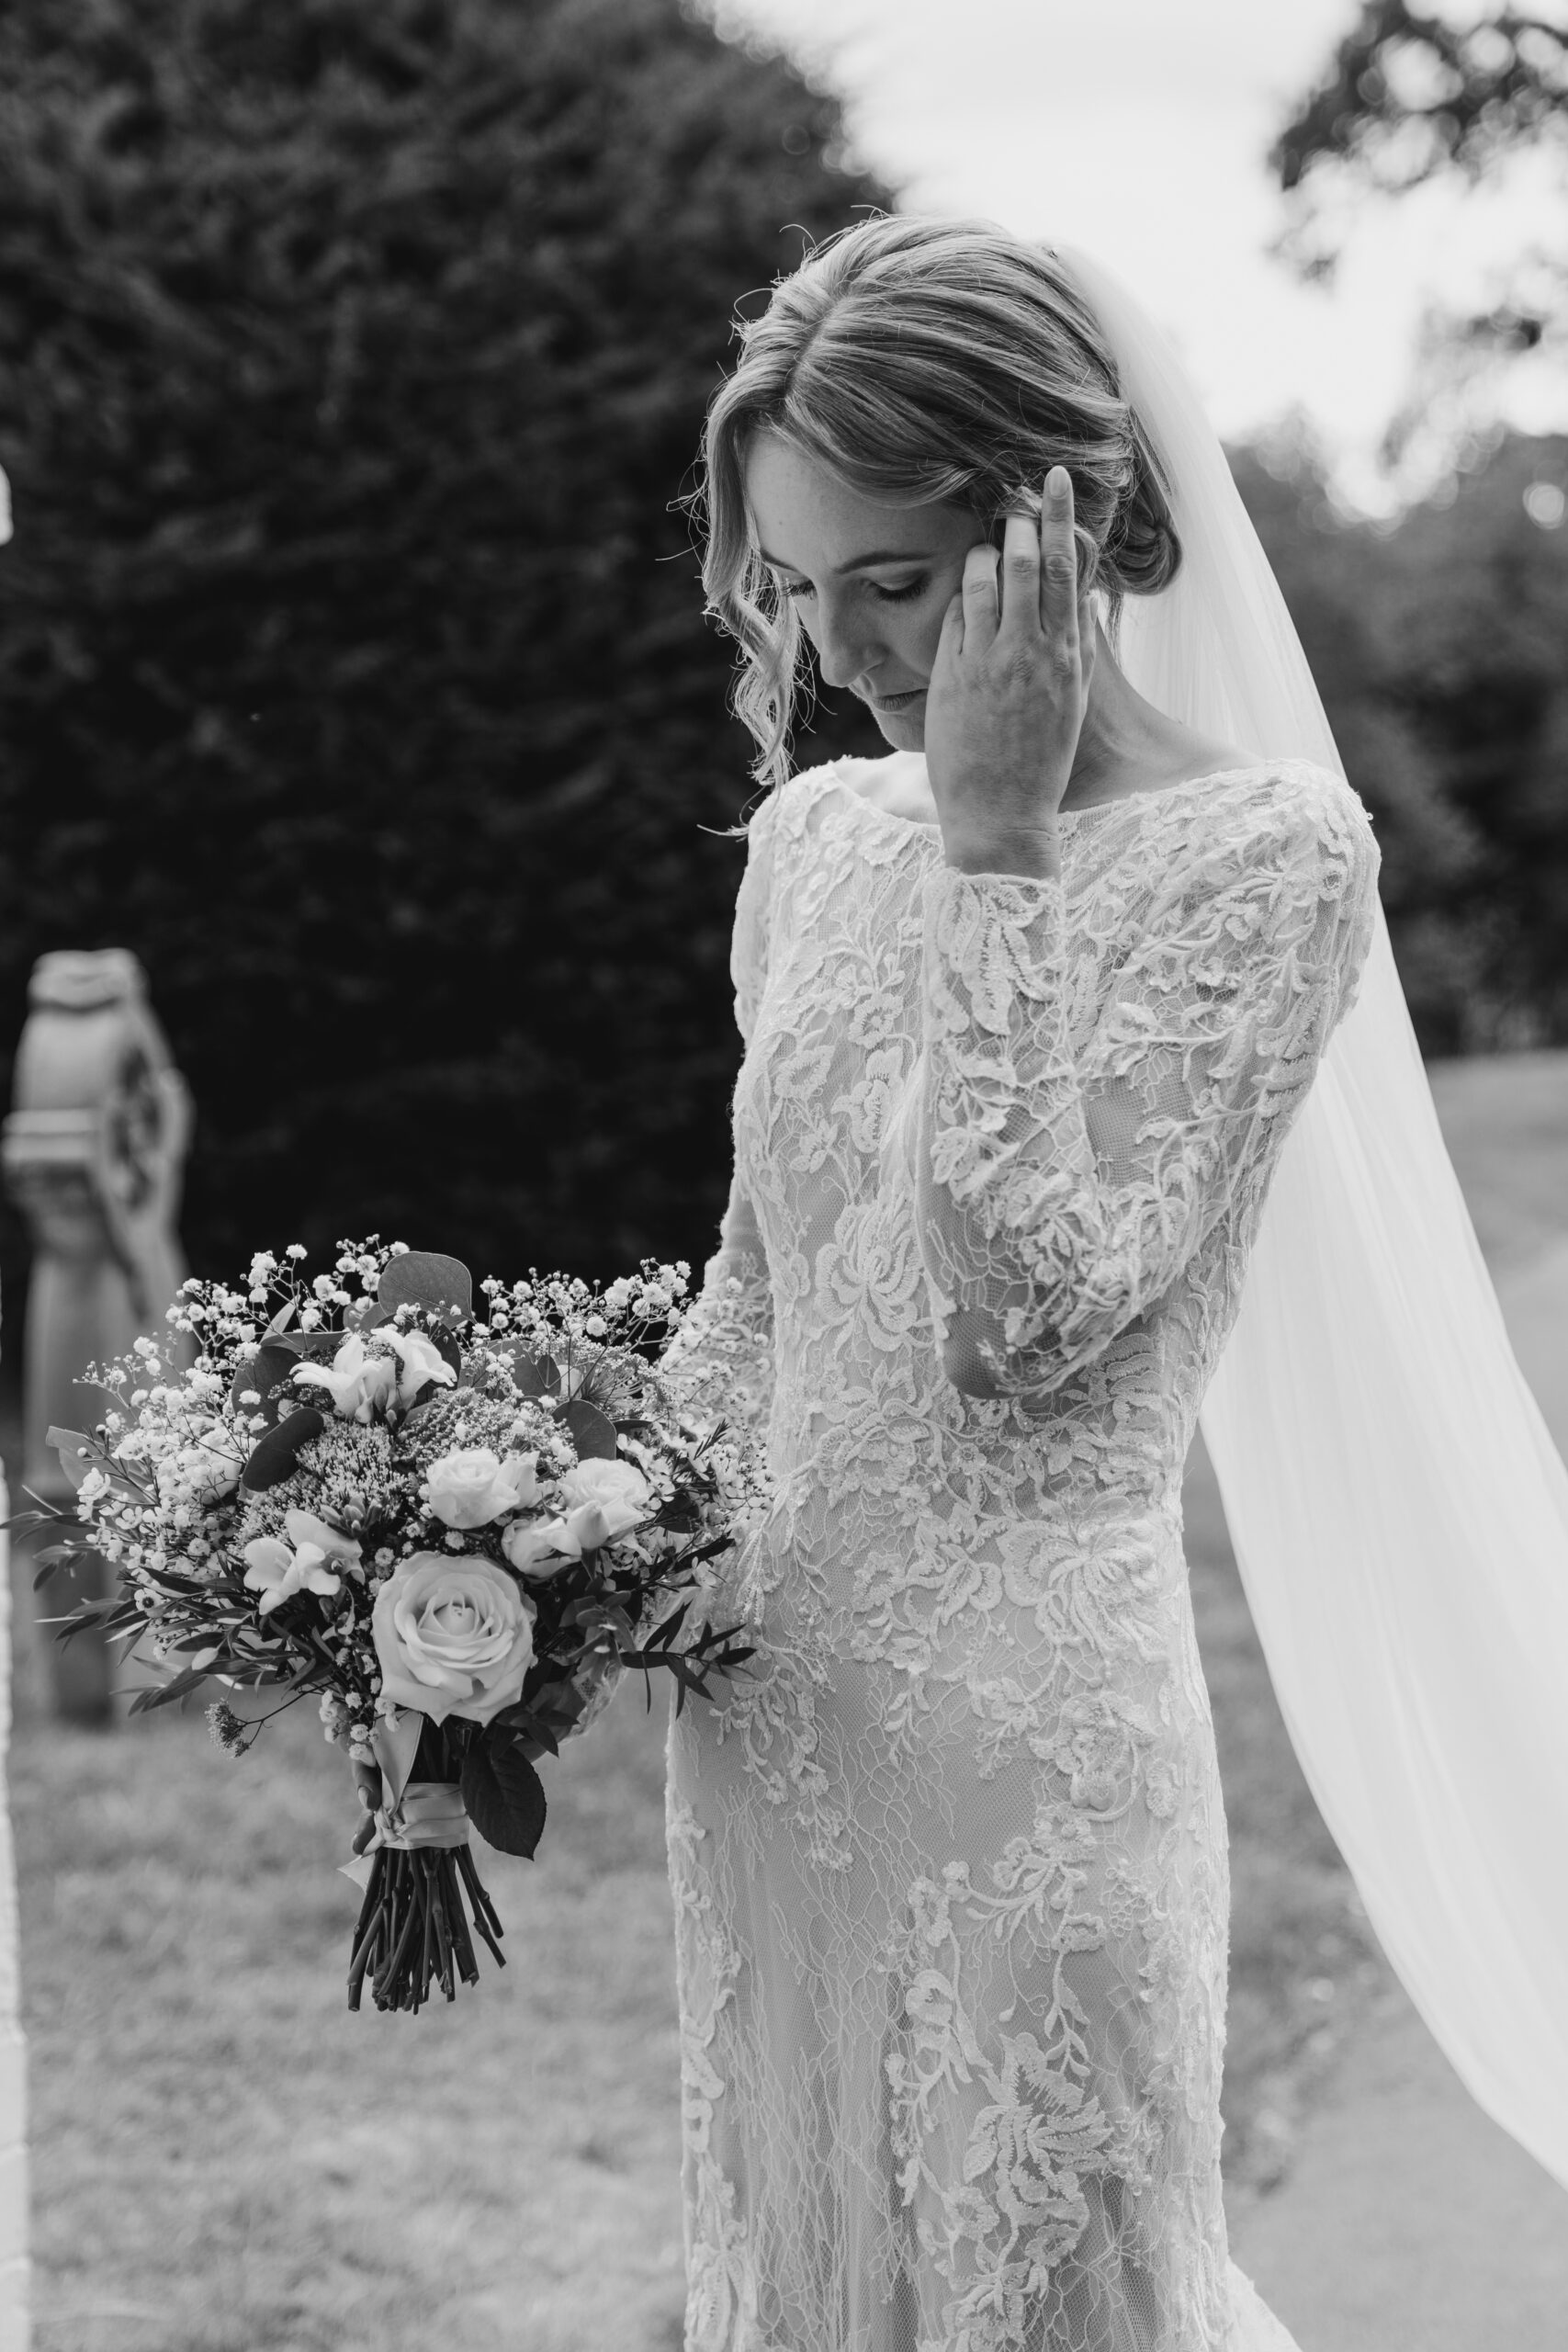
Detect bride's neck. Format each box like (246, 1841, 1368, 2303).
(1064, 620, 1196, 803)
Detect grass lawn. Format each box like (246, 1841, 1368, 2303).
(14, 1046, 1568, 2348)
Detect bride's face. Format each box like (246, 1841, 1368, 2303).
(742, 435, 983, 748)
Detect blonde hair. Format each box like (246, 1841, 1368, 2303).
(687, 213, 1182, 794)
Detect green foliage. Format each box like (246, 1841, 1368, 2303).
(1236, 430, 1568, 1051)
(1273, 2, 1568, 210)
(0, 0, 890, 1324)
(1271, 0, 1568, 369)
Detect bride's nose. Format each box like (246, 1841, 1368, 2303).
(809, 598, 883, 693)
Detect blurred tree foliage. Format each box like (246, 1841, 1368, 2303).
(1274, 2, 1568, 223)
(0, 0, 890, 1328)
(1237, 428, 1568, 1053)
(1271, 5, 1566, 417)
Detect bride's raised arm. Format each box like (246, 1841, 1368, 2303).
(917, 765, 1381, 1400)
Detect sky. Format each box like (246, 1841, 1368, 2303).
(701, 0, 1568, 514)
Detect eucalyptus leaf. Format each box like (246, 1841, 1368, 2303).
(229, 1340, 299, 1422)
(241, 1406, 326, 1492)
(265, 1329, 344, 1360)
(499, 1341, 558, 1397)
(563, 1398, 617, 1461)
(343, 1298, 391, 1333)
(377, 1250, 473, 1325)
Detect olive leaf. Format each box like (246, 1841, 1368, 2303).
(46, 1429, 95, 1493)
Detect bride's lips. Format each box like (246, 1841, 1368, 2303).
(868, 688, 926, 711)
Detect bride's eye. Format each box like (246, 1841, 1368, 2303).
(778, 577, 928, 604)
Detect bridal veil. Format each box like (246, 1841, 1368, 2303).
(1055, 243, 1568, 2197)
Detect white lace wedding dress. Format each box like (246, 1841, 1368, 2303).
(660, 748, 1380, 2352)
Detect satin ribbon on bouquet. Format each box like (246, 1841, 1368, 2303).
(340, 1708, 471, 1889)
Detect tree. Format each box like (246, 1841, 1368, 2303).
(1273, 2, 1568, 260)
(1235, 427, 1568, 1051)
(0, 0, 894, 1340)
(1271, 3, 1568, 460)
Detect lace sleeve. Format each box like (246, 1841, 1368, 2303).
(918, 771, 1381, 1400)
(659, 791, 779, 1441)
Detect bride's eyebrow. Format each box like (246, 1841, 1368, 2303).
(758, 547, 936, 573)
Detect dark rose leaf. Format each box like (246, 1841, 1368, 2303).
(461, 1730, 547, 1859)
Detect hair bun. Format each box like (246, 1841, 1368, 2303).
(1102, 422, 1181, 599)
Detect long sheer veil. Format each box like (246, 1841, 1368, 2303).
(1055, 243, 1568, 2195)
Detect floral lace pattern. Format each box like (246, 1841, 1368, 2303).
(661, 755, 1379, 2351)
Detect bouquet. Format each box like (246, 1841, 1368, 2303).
(29, 1239, 761, 2014)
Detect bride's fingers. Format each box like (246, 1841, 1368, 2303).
(1038, 466, 1080, 660)
(959, 540, 1001, 647)
(994, 508, 1042, 647)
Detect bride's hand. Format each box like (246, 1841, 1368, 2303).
(923, 466, 1095, 878)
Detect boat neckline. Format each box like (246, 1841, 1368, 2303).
(809, 757, 1310, 834)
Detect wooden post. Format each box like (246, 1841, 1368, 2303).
(2, 952, 192, 1724)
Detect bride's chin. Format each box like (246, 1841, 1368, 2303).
(871, 701, 926, 745)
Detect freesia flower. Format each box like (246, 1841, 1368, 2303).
(281, 1508, 363, 1570)
(424, 1447, 541, 1529)
(387, 1328, 455, 1408)
(242, 1516, 351, 1616)
(293, 1333, 398, 1422)
(371, 1552, 536, 1725)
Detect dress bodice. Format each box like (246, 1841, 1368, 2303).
(671, 752, 1380, 1605)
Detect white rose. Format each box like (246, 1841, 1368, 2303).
(556, 1457, 650, 1539)
(424, 1447, 542, 1530)
(371, 1552, 536, 1726)
(293, 1334, 397, 1422)
(501, 1516, 581, 1579)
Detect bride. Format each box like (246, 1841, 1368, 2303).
(657, 214, 1568, 2350)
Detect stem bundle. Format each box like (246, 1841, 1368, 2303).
(344, 1717, 506, 2013)
(345, 1842, 506, 2011)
